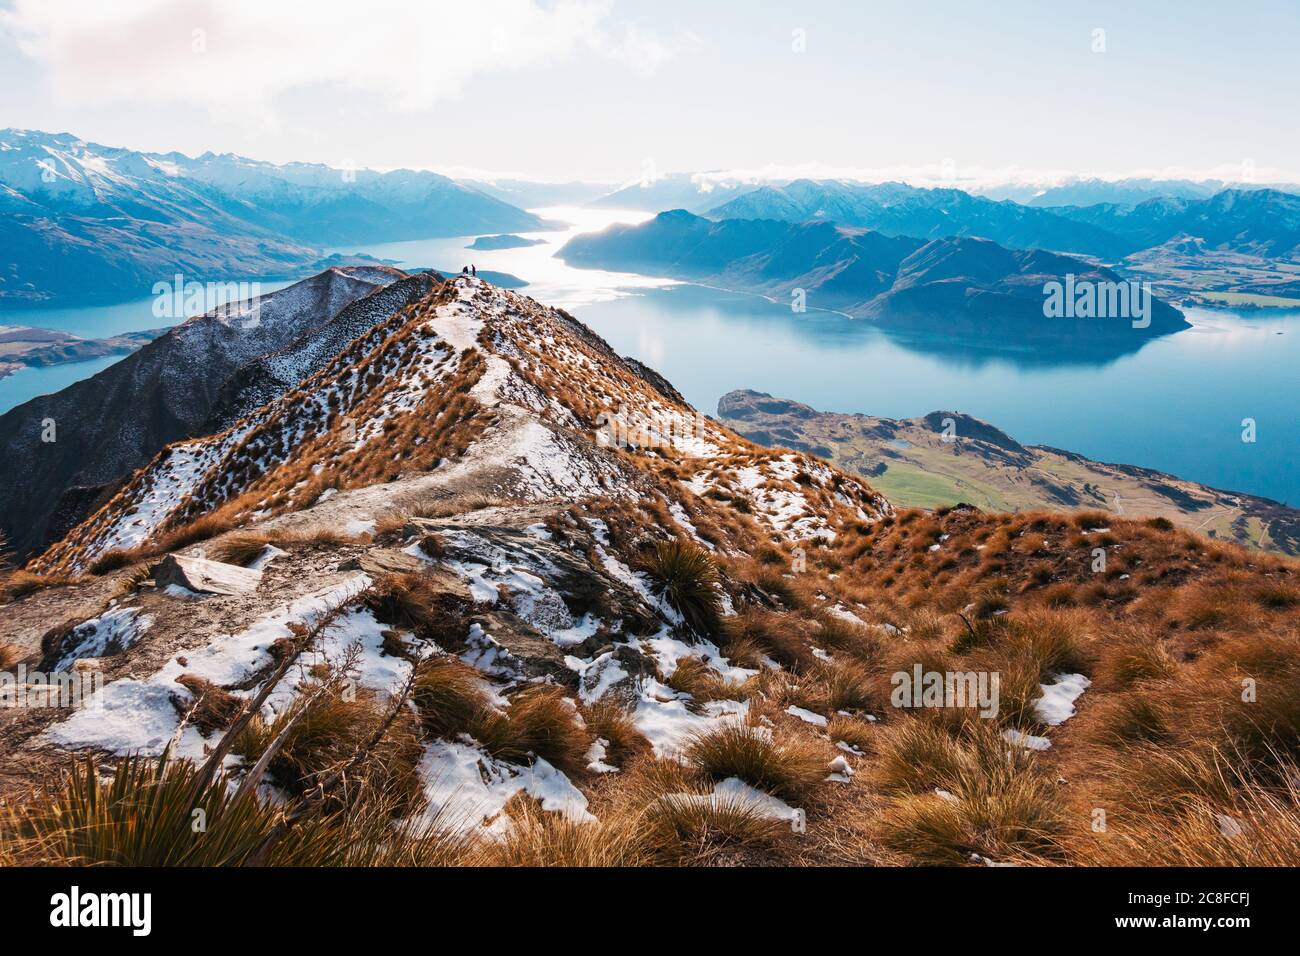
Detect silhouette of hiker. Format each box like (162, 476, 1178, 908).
(461, 266, 468, 276)
(471, 264, 477, 277)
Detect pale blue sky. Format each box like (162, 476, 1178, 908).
(2, 0, 1297, 184)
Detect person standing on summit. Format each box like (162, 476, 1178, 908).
(471, 264, 477, 277)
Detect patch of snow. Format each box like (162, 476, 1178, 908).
(585, 738, 618, 774)
(1033, 672, 1091, 726)
(785, 704, 828, 727)
(1002, 728, 1052, 751)
(50, 607, 153, 671)
(662, 777, 799, 824)
(415, 740, 594, 835)
(631, 678, 748, 758)
(827, 755, 854, 783)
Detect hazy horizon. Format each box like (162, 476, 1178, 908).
(3, 0, 1299, 187)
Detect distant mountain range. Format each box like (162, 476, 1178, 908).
(706, 180, 1131, 259)
(558, 209, 1188, 342)
(701, 179, 1300, 264)
(0, 129, 550, 306)
(1048, 188, 1300, 260)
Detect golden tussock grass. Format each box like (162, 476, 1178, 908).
(238, 689, 424, 812)
(0, 568, 72, 602)
(475, 794, 650, 866)
(579, 699, 651, 768)
(873, 719, 1065, 865)
(686, 723, 827, 801)
(203, 531, 272, 566)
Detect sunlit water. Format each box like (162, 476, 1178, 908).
(325, 205, 679, 308)
(2, 206, 1295, 503)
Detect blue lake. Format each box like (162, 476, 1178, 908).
(572, 285, 1300, 506)
(3, 206, 1295, 505)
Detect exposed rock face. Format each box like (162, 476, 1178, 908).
(154, 554, 263, 595)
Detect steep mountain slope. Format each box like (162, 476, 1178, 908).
(718, 389, 1300, 556)
(558, 210, 1188, 340)
(2, 275, 1297, 870)
(0, 266, 428, 560)
(706, 179, 1132, 258)
(0, 129, 547, 305)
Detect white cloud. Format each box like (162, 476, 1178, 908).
(0, 0, 678, 111)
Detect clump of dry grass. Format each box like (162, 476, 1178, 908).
(875, 718, 969, 793)
(269, 527, 356, 549)
(413, 664, 593, 777)
(1088, 692, 1173, 747)
(411, 656, 496, 742)
(174, 675, 244, 736)
(3, 752, 465, 867)
(642, 539, 723, 636)
(1064, 768, 1300, 866)
(1095, 627, 1177, 689)
(0, 569, 71, 602)
(804, 658, 880, 713)
(826, 715, 876, 754)
(620, 759, 790, 864)
(238, 689, 423, 811)
(686, 724, 825, 801)
(724, 607, 815, 671)
(491, 685, 593, 777)
(87, 549, 139, 575)
(363, 572, 467, 644)
(112, 561, 156, 597)
(153, 513, 236, 555)
(874, 720, 1064, 864)
(476, 794, 648, 866)
(580, 699, 651, 769)
(204, 531, 272, 567)
(812, 612, 883, 663)
(664, 656, 744, 702)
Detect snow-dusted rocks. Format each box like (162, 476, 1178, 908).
(154, 554, 263, 596)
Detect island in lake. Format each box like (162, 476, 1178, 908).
(466, 234, 547, 251)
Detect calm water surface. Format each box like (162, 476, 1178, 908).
(3, 207, 1295, 503)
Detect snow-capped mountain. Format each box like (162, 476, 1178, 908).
(0, 129, 551, 306)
